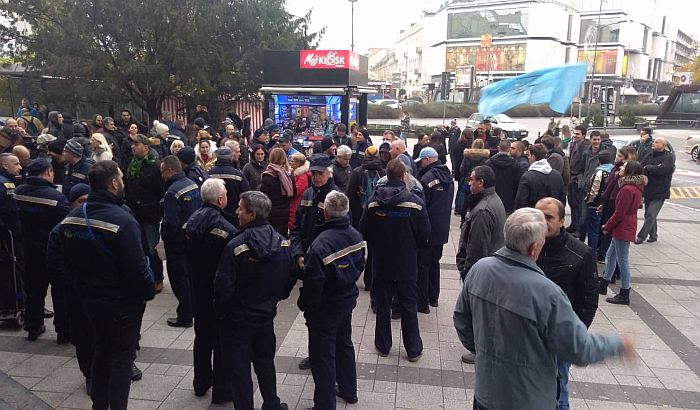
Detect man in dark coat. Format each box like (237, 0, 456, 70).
(208, 146, 250, 227)
(514, 144, 566, 209)
(331, 145, 353, 192)
(636, 137, 675, 244)
(160, 155, 202, 328)
(0, 119, 23, 153)
(486, 140, 519, 214)
(536, 197, 599, 410)
(300, 191, 365, 409)
(61, 139, 95, 198)
(416, 147, 453, 312)
(509, 140, 530, 180)
(14, 159, 70, 342)
(346, 146, 384, 229)
(183, 178, 237, 403)
(176, 146, 208, 187)
(47, 160, 155, 410)
(360, 159, 430, 361)
(124, 134, 165, 290)
(567, 125, 591, 234)
(214, 191, 294, 410)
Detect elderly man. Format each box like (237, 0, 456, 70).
(214, 191, 294, 410)
(454, 208, 634, 410)
(389, 140, 417, 174)
(209, 146, 250, 226)
(0, 118, 23, 153)
(636, 137, 675, 244)
(184, 178, 237, 402)
(331, 145, 353, 192)
(300, 192, 365, 409)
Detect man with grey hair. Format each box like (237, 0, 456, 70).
(214, 190, 294, 410)
(208, 146, 250, 226)
(636, 136, 674, 244)
(299, 191, 366, 408)
(454, 208, 635, 410)
(183, 177, 237, 402)
(331, 145, 353, 192)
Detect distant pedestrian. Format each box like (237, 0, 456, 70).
(635, 137, 674, 244)
(399, 111, 411, 144)
(514, 144, 566, 209)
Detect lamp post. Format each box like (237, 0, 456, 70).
(348, 0, 358, 51)
(586, 0, 606, 119)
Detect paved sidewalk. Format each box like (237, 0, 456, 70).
(1, 202, 700, 409)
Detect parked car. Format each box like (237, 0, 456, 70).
(684, 135, 700, 161)
(378, 99, 400, 109)
(466, 113, 529, 140)
(400, 99, 421, 108)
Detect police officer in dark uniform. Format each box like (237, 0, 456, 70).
(14, 158, 70, 342)
(0, 154, 23, 321)
(290, 153, 338, 370)
(160, 155, 202, 328)
(207, 146, 250, 227)
(415, 146, 454, 313)
(61, 139, 95, 198)
(214, 191, 294, 410)
(360, 159, 430, 361)
(183, 178, 237, 402)
(299, 191, 365, 409)
(47, 160, 155, 410)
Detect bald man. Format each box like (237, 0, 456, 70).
(636, 137, 675, 244)
(390, 140, 417, 174)
(12, 145, 30, 167)
(1, 118, 23, 153)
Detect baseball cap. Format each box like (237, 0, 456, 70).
(308, 154, 331, 172)
(415, 147, 438, 162)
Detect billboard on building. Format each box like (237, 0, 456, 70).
(455, 66, 474, 88)
(577, 49, 617, 75)
(446, 45, 526, 72)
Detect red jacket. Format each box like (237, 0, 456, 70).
(603, 175, 645, 242)
(288, 162, 310, 229)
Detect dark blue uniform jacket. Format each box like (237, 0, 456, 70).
(419, 161, 454, 246)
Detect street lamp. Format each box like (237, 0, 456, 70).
(348, 0, 358, 51)
(586, 0, 606, 119)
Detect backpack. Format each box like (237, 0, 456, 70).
(25, 117, 39, 136)
(359, 169, 379, 207)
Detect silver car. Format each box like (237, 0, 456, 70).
(466, 113, 529, 140)
(683, 135, 700, 161)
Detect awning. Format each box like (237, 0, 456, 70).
(260, 86, 346, 94)
(620, 86, 639, 96)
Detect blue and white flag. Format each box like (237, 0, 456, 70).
(478, 63, 587, 117)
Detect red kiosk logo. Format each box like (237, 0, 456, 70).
(300, 50, 359, 71)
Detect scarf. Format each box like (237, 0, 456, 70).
(263, 163, 294, 197)
(127, 154, 155, 179)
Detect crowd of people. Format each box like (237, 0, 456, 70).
(0, 99, 675, 409)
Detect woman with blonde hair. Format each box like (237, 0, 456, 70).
(288, 152, 310, 229)
(260, 148, 295, 236)
(170, 139, 185, 155)
(196, 139, 217, 172)
(90, 133, 113, 162)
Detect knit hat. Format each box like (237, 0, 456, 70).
(193, 118, 206, 128)
(176, 146, 196, 165)
(68, 183, 91, 204)
(321, 137, 335, 152)
(379, 142, 391, 153)
(154, 121, 169, 136)
(366, 146, 378, 156)
(217, 146, 233, 160)
(47, 140, 66, 155)
(36, 133, 56, 146)
(63, 139, 84, 157)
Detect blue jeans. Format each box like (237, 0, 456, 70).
(603, 238, 631, 289)
(584, 207, 601, 254)
(399, 131, 408, 144)
(557, 358, 570, 410)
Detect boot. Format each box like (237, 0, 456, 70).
(598, 279, 609, 295)
(606, 288, 630, 305)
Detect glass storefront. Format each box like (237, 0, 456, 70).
(447, 8, 529, 39)
(579, 18, 621, 45)
(446, 44, 526, 72)
(269, 94, 343, 137)
(577, 49, 618, 74)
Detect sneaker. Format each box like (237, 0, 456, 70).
(27, 325, 45, 341)
(298, 357, 311, 370)
(461, 352, 476, 364)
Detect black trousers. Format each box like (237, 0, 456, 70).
(66, 286, 94, 380)
(220, 319, 281, 410)
(417, 245, 443, 308)
(373, 279, 423, 358)
(164, 239, 193, 323)
(23, 254, 68, 335)
(363, 248, 374, 290)
(87, 305, 144, 410)
(192, 283, 229, 400)
(306, 310, 357, 410)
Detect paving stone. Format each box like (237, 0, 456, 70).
(127, 374, 180, 401)
(651, 368, 700, 392)
(32, 390, 70, 407)
(395, 382, 443, 409)
(31, 366, 84, 393)
(7, 354, 70, 378)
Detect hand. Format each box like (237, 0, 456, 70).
(596, 205, 603, 215)
(619, 333, 636, 361)
(296, 256, 305, 270)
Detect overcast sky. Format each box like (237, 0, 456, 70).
(285, 0, 700, 54)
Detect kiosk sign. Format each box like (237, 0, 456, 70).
(300, 50, 360, 71)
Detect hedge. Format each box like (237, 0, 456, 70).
(367, 102, 660, 119)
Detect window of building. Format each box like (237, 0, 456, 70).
(577, 49, 617, 74)
(447, 8, 529, 39)
(446, 44, 526, 71)
(643, 27, 649, 52)
(579, 17, 620, 44)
